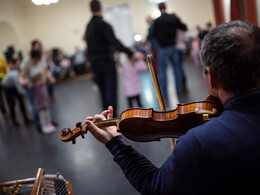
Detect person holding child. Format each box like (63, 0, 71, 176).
(19, 49, 56, 134)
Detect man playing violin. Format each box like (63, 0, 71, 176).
(85, 20, 260, 194)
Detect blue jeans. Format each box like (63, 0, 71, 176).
(27, 90, 40, 127)
(158, 46, 183, 97)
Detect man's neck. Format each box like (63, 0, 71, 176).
(160, 9, 166, 14)
(217, 89, 235, 105)
(93, 11, 102, 17)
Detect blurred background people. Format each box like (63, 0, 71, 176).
(2, 59, 31, 126)
(19, 49, 56, 134)
(146, 15, 159, 75)
(0, 56, 9, 119)
(174, 13, 188, 92)
(31, 39, 42, 51)
(198, 22, 213, 49)
(83, 0, 133, 116)
(153, 2, 187, 104)
(71, 46, 88, 75)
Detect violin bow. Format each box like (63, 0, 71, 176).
(146, 54, 176, 151)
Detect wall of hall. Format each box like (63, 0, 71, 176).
(0, 0, 28, 56)
(0, 0, 215, 56)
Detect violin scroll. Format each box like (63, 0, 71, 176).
(59, 122, 88, 144)
(59, 118, 119, 144)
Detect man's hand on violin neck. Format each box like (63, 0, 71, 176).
(85, 106, 120, 145)
(85, 120, 119, 144)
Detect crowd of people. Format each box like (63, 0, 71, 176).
(144, 3, 213, 105)
(0, 40, 90, 134)
(0, 1, 212, 128)
(83, 0, 213, 114)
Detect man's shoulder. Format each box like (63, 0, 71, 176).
(100, 20, 112, 30)
(186, 108, 260, 152)
(89, 19, 112, 34)
(92, 17, 110, 27)
(179, 116, 227, 144)
(154, 13, 177, 25)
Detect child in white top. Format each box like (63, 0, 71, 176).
(20, 49, 56, 134)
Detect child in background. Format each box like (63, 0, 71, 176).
(120, 52, 147, 108)
(192, 37, 200, 65)
(19, 49, 56, 134)
(2, 59, 31, 126)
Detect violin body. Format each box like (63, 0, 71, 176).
(118, 99, 221, 142)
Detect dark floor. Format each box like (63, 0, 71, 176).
(0, 59, 208, 195)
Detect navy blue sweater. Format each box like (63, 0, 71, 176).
(106, 89, 260, 194)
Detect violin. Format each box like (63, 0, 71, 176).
(59, 55, 222, 145)
(59, 95, 222, 144)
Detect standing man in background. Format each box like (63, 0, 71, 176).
(153, 2, 186, 102)
(84, 0, 133, 116)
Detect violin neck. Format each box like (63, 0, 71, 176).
(91, 117, 120, 128)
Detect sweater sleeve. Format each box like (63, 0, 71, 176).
(105, 128, 204, 195)
(106, 135, 159, 194)
(102, 22, 133, 57)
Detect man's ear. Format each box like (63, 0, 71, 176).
(207, 68, 219, 89)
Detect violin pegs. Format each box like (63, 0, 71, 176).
(61, 128, 69, 136)
(68, 128, 73, 134)
(81, 134, 85, 139)
(72, 139, 76, 144)
(76, 122, 82, 129)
